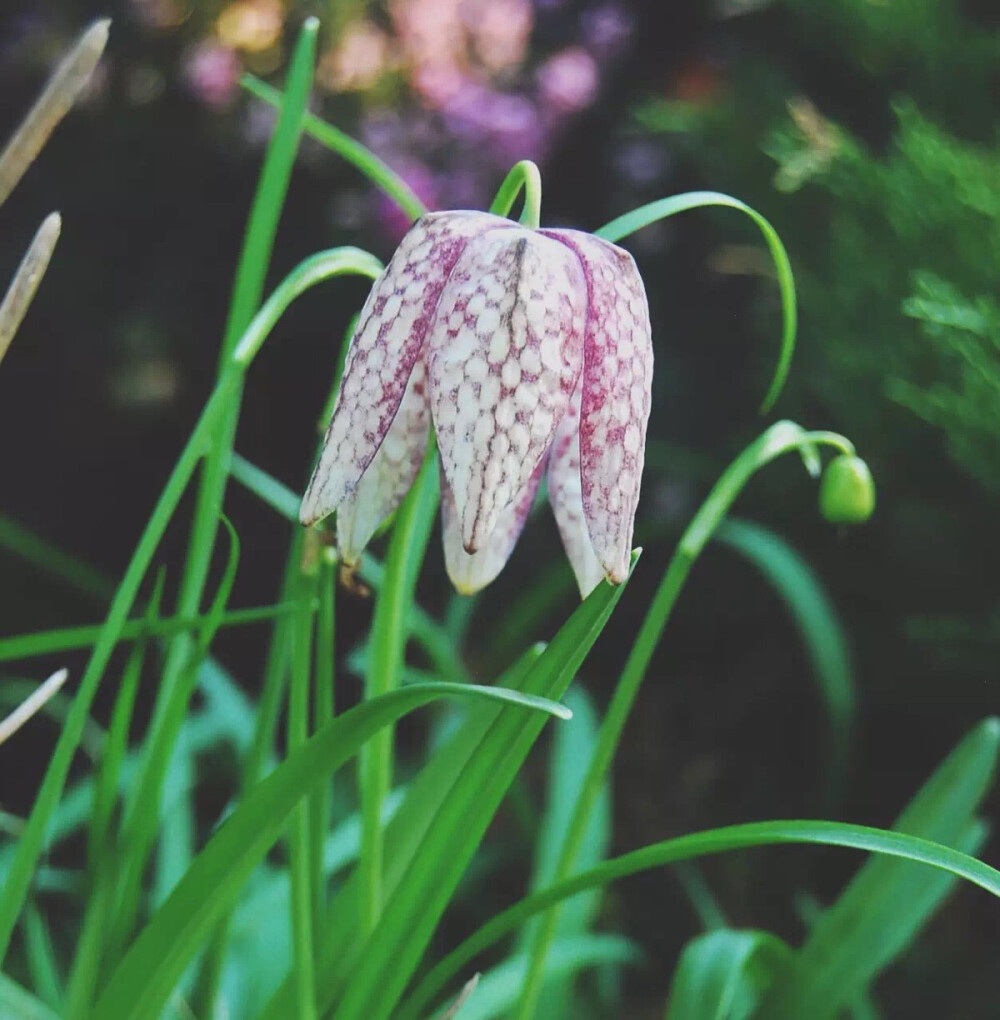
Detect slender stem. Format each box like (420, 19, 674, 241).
(513, 422, 856, 1020)
(241, 75, 428, 223)
(596, 191, 798, 414)
(0, 601, 300, 662)
(310, 553, 336, 931)
(288, 564, 319, 1020)
(359, 448, 440, 933)
(489, 160, 543, 228)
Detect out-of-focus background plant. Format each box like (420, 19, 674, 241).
(1, 0, 999, 1017)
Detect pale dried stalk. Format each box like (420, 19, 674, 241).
(439, 974, 480, 1020)
(0, 18, 110, 208)
(0, 212, 62, 366)
(0, 668, 69, 747)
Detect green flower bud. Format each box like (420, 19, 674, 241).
(819, 454, 875, 524)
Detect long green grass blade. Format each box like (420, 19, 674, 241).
(334, 556, 636, 1020)
(0, 514, 112, 602)
(241, 74, 427, 222)
(0, 601, 296, 662)
(664, 929, 791, 1020)
(258, 645, 549, 1019)
(405, 819, 1000, 1017)
(716, 518, 854, 808)
(760, 717, 1000, 1019)
(597, 191, 796, 413)
(90, 682, 568, 1020)
(0, 972, 59, 1020)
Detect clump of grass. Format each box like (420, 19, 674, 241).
(0, 18, 997, 1020)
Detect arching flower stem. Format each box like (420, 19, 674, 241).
(514, 421, 858, 1020)
(489, 159, 544, 228)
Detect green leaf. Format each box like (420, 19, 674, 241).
(403, 817, 1000, 1017)
(0, 972, 59, 1020)
(596, 191, 796, 413)
(257, 645, 547, 1019)
(759, 717, 1000, 1019)
(340, 559, 636, 1020)
(90, 682, 568, 1020)
(453, 935, 640, 1020)
(715, 518, 854, 807)
(664, 930, 791, 1020)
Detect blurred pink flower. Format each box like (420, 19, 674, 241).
(182, 40, 241, 110)
(319, 21, 393, 93)
(537, 46, 599, 113)
(462, 0, 533, 72)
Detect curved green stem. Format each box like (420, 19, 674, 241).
(513, 421, 855, 1020)
(597, 191, 797, 414)
(402, 820, 1000, 1019)
(241, 75, 429, 223)
(489, 160, 543, 228)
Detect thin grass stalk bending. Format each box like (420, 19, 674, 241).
(240, 75, 428, 223)
(513, 422, 854, 1020)
(402, 820, 1000, 1018)
(288, 562, 320, 1020)
(489, 160, 543, 227)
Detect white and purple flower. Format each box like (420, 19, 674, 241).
(300, 210, 652, 597)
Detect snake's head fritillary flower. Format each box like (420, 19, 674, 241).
(300, 209, 652, 597)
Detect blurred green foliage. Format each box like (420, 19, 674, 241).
(638, 0, 1000, 496)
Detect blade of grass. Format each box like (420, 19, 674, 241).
(0, 513, 113, 603)
(331, 555, 636, 1020)
(240, 74, 427, 222)
(0, 668, 68, 747)
(257, 645, 549, 1019)
(404, 819, 1000, 1017)
(23, 900, 63, 1008)
(513, 423, 855, 1020)
(90, 682, 570, 1020)
(112, 18, 320, 961)
(0, 19, 109, 207)
(597, 191, 796, 414)
(0, 213, 61, 367)
(287, 552, 320, 1020)
(0, 601, 299, 663)
(0, 972, 59, 1020)
(664, 929, 792, 1020)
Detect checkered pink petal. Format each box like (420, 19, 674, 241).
(300, 210, 499, 526)
(441, 461, 544, 594)
(542, 228, 653, 583)
(335, 359, 430, 566)
(547, 380, 605, 598)
(428, 228, 586, 554)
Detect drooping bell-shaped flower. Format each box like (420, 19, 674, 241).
(300, 209, 652, 597)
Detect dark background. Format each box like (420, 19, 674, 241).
(1, 1, 998, 1015)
